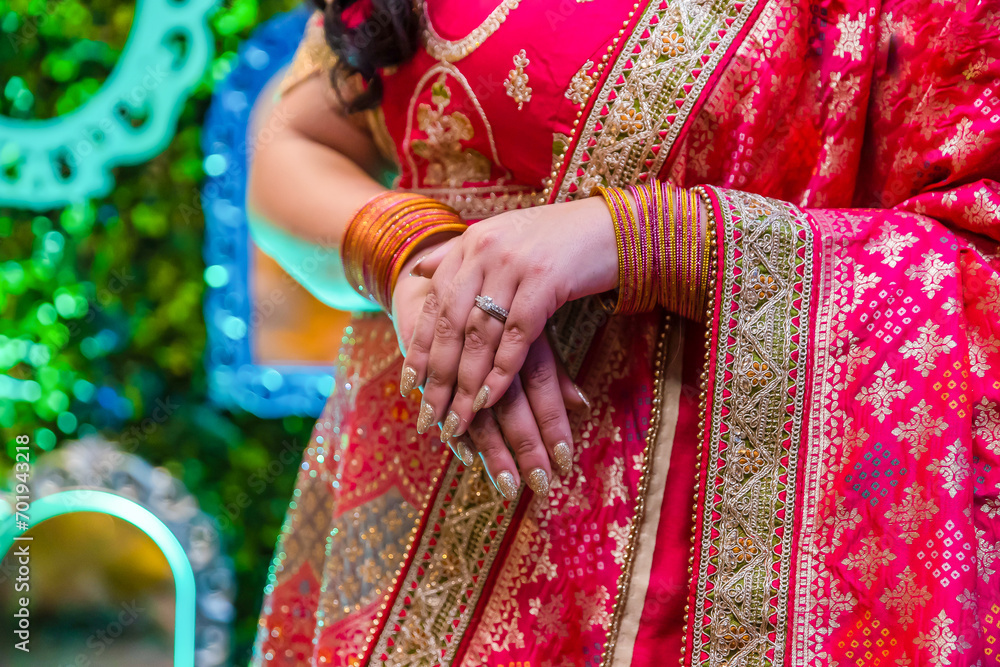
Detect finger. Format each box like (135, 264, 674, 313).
(520, 337, 575, 476)
(478, 285, 551, 411)
(445, 433, 477, 468)
(410, 235, 460, 278)
(444, 278, 515, 439)
(545, 326, 591, 412)
(466, 409, 520, 500)
(400, 248, 462, 405)
(422, 264, 484, 441)
(492, 375, 552, 497)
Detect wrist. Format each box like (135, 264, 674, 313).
(341, 191, 466, 311)
(593, 183, 714, 320)
(395, 231, 462, 289)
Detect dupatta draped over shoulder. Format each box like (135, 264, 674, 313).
(254, 0, 1000, 664)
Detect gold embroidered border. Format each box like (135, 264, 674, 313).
(413, 185, 543, 220)
(550, 0, 761, 201)
(689, 189, 814, 666)
(363, 459, 517, 666)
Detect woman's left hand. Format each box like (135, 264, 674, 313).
(401, 196, 618, 442)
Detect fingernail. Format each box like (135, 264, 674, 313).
(552, 441, 572, 475)
(399, 365, 417, 397)
(417, 399, 435, 434)
(451, 438, 475, 466)
(526, 468, 549, 496)
(574, 384, 591, 410)
(494, 470, 518, 500)
(473, 385, 490, 412)
(408, 251, 432, 276)
(440, 411, 460, 442)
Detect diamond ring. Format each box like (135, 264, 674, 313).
(474, 295, 509, 323)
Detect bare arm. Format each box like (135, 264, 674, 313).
(247, 75, 389, 245)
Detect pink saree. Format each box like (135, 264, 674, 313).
(253, 0, 1000, 664)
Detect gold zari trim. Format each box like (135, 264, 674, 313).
(689, 189, 815, 666)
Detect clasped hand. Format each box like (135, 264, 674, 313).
(390, 197, 617, 497)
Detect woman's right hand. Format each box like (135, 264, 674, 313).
(391, 239, 587, 498)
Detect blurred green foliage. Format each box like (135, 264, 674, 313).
(0, 0, 307, 659)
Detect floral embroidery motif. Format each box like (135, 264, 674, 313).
(833, 11, 866, 61)
(891, 399, 947, 459)
(413, 75, 492, 186)
(736, 447, 764, 475)
(879, 567, 931, 628)
(842, 419, 871, 461)
(884, 484, 939, 545)
(856, 361, 913, 423)
(617, 106, 645, 135)
(941, 117, 988, 171)
(528, 595, 566, 639)
(745, 360, 774, 387)
(974, 397, 1000, 455)
(927, 440, 971, 499)
(899, 319, 956, 376)
(504, 49, 532, 110)
(824, 495, 862, 547)
(829, 71, 862, 121)
(977, 528, 999, 583)
(595, 457, 627, 506)
(983, 498, 1000, 519)
(843, 532, 896, 588)
(607, 519, 631, 561)
(575, 585, 611, 630)
(904, 250, 954, 297)
(749, 267, 778, 302)
(846, 343, 875, 383)
(565, 60, 596, 106)
(864, 222, 918, 268)
(913, 611, 961, 666)
(964, 185, 1000, 231)
(721, 625, 752, 651)
(659, 31, 686, 57)
(732, 536, 760, 563)
(967, 325, 999, 378)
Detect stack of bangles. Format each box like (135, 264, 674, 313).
(593, 182, 717, 321)
(341, 191, 467, 311)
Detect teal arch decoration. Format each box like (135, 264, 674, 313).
(0, 0, 216, 210)
(0, 489, 196, 666)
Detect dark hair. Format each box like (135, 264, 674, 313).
(312, 0, 420, 112)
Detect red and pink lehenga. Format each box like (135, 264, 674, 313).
(253, 0, 1000, 664)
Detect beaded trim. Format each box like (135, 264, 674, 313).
(418, 0, 525, 62)
(600, 314, 674, 666)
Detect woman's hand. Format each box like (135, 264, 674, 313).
(392, 236, 589, 498)
(400, 197, 616, 445)
(452, 331, 588, 497)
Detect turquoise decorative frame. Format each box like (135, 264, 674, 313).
(0, 490, 195, 666)
(0, 0, 216, 209)
(203, 6, 340, 418)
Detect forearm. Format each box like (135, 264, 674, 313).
(247, 77, 388, 247)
